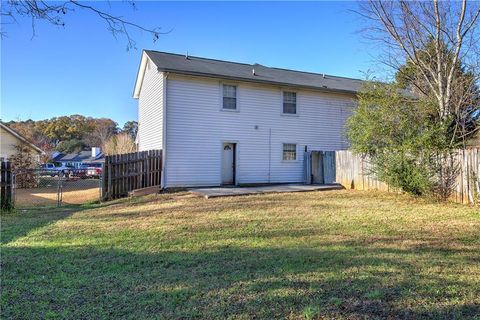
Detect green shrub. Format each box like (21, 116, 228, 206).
(347, 82, 454, 197)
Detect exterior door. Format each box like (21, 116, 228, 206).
(222, 143, 235, 185)
(312, 151, 324, 184)
(323, 151, 336, 184)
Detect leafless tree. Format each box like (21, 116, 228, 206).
(102, 133, 136, 156)
(83, 119, 117, 148)
(357, 0, 480, 146)
(356, 0, 480, 200)
(1, 0, 165, 50)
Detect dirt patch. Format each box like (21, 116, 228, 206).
(15, 180, 100, 208)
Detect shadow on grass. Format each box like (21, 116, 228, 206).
(0, 207, 79, 245)
(2, 192, 479, 318)
(0, 199, 129, 245)
(2, 244, 479, 319)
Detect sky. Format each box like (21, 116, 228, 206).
(1, 1, 383, 127)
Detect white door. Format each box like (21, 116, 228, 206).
(222, 143, 235, 185)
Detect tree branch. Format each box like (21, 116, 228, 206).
(1, 0, 167, 50)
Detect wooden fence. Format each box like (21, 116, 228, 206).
(102, 150, 162, 200)
(1, 161, 14, 210)
(335, 149, 480, 205)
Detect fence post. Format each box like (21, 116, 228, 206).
(100, 162, 105, 200)
(56, 172, 61, 207)
(146, 152, 150, 187)
(107, 157, 112, 200)
(1, 161, 14, 211)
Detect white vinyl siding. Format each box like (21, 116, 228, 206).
(164, 74, 354, 188)
(137, 59, 164, 151)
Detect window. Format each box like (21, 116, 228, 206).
(223, 85, 237, 110)
(283, 143, 297, 161)
(283, 91, 296, 114)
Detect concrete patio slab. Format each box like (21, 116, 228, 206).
(189, 184, 343, 199)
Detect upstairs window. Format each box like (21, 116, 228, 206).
(283, 91, 297, 114)
(223, 85, 237, 110)
(283, 143, 297, 161)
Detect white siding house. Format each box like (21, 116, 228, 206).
(134, 51, 361, 188)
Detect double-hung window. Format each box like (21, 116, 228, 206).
(222, 85, 237, 110)
(283, 143, 297, 161)
(283, 91, 297, 114)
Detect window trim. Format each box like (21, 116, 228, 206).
(282, 143, 298, 161)
(281, 90, 298, 115)
(220, 83, 240, 112)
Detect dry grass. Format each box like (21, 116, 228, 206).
(1, 190, 479, 319)
(15, 180, 100, 208)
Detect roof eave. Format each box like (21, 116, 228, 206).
(159, 69, 359, 95)
(0, 122, 44, 154)
(133, 51, 150, 99)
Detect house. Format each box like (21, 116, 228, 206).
(134, 51, 363, 188)
(0, 122, 43, 161)
(52, 147, 104, 168)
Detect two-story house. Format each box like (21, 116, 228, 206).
(134, 51, 362, 188)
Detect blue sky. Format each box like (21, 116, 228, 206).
(1, 1, 381, 126)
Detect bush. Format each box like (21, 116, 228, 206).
(347, 82, 456, 198)
(10, 143, 39, 189)
(371, 151, 433, 195)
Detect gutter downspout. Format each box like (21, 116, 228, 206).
(160, 72, 168, 189)
(268, 128, 271, 183)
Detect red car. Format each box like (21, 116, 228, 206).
(86, 164, 103, 178)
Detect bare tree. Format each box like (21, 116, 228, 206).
(1, 0, 165, 50)
(102, 133, 136, 156)
(358, 0, 480, 146)
(83, 126, 113, 148)
(83, 118, 118, 148)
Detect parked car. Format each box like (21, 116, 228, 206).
(39, 163, 74, 176)
(41, 163, 56, 170)
(71, 165, 89, 179)
(86, 164, 103, 178)
(39, 163, 57, 176)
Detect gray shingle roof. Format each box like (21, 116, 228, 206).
(53, 151, 104, 163)
(145, 51, 364, 94)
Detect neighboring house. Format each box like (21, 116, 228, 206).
(52, 147, 104, 168)
(134, 51, 363, 188)
(0, 122, 43, 161)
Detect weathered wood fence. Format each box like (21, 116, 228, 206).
(1, 161, 14, 210)
(102, 150, 162, 200)
(335, 149, 480, 205)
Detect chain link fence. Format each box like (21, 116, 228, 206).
(13, 168, 102, 209)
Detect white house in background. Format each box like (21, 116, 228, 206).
(133, 50, 363, 188)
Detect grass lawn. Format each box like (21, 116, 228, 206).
(1, 190, 480, 319)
